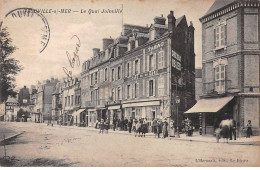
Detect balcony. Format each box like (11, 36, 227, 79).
(203, 80, 231, 95)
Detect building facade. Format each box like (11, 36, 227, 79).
(34, 78, 59, 123)
(81, 11, 195, 128)
(18, 86, 30, 106)
(61, 77, 81, 126)
(186, 0, 260, 136)
(51, 82, 63, 123)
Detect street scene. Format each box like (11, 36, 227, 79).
(0, 122, 259, 167)
(0, 0, 260, 167)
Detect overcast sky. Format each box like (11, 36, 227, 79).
(0, 0, 214, 89)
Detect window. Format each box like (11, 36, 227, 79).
(117, 87, 121, 100)
(91, 91, 94, 102)
(215, 65, 225, 93)
(105, 68, 108, 81)
(112, 68, 115, 81)
(111, 88, 115, 101)
(158, 51, 164, 69)
(118, 66, 121, 80)
(94, 72, 97, 84)
(158, 77, 164, 96)
(134, 60, 139, 74)
(135, 40, 139, 48)
(149, 54, 154, 71)
(68, 96, 70, 106)
(65, 97, 67, 106)
(128, 43, 131, 51)
(149, 80, 154, 96)
(71, 95, 74, 106)
(215, 24, 226, 49)
(134, 83, 138, 98)
(127, 85, 131, 99)
(127, 63, 130, 77)
(90, 74, 93, 85)
(78, 96, 80, 105)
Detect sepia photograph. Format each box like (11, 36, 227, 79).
(0, 0, 259, 167)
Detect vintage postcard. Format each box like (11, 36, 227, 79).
(0, 0, 259, 167)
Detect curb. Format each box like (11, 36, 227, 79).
(0, 132, 24, 145)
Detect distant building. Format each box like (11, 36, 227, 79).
(4, 97, 19, 121)
(0, 103, 5, 121)
(51, 82, 63, 122)
(186, 0, 260, 136)
(35, 78, 59, 123)
(18, 86, 30, 106)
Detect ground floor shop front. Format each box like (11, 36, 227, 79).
(185, 94, 260, 137)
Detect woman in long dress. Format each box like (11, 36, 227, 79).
(169, 120, 175, 137)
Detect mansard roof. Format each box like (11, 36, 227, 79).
(203, 0, 237, 18)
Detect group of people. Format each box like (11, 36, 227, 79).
(112, 118, 132, 132)
(151, 118, 176, 139)
(96, 119, 110, 134)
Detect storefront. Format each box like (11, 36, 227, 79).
(72, 109, 86, 126)
(184, 96, 235, 135)
(122, 100, 162, 123)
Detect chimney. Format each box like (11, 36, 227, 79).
(102, 38, 114, 51)
(167, 11, 176, 32)
(154, 15, 166, 25)
(93, 48, 100, 57)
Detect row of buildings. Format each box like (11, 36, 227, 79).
(0, 0, 259, 137)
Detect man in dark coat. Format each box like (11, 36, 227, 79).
(128, 118, 133, 133)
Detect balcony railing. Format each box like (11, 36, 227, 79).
(203, 80, 231, 95)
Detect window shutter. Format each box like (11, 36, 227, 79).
(214, 28, 216, 48)
(162, 51, 165, 68)
(137, 83, 139, 98)
(138, 59, 141, 74)
(146, 55, 149, 72)
(129, 84, 132, 99)
(146, 80, 149, 97)
(133, 60, 135, 75)
(114, 88, 117, 101)
(125, 63, 127, 77)
(225, 24, 227, 46)
(153, 53, 157, 70)
(153, 79, 156, 96)
(125, 85, 127, 99)
(129, 62, 132, 76)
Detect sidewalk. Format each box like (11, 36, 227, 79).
(170, 132, 260, 145)
(2, 121, 260, 145)
(45, 122, 260, 145)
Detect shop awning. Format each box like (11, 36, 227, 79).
(88, 109, 96, 112)
(72, 109, 86, 116)
(108, 105, 121, 110)
(184, 96, 234, 114)
(122, 101, 160, 108)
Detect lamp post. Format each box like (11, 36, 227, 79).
(176, 95, 180, 138)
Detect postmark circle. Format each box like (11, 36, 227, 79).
(5, 8, 50, 53)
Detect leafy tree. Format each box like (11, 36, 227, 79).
(0, 22, 23, 103)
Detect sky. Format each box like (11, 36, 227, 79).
(0, 0, 215, 89)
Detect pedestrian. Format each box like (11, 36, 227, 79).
(99, 119, 105, 134)
(128, 118, 133, 133)
(169, 120, 175, 137)
(113, 117, 117, 131)
(117, 119, 121, 130)
(156, 120, 162, 138)
(246, 120, 253, 138)
(132, 119, 137, 134)
(135, 120, 142, 137)
(162, 119, 168, 138)
(141, 121, 148, 137)
(124, 118, 128, 131)
(229, 118, 236, 140)
(105, 119, 109, 134)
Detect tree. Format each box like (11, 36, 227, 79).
(0, 22, 23, 103)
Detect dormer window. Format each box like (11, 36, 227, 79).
(150, 29, 155, 41)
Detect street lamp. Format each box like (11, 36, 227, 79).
(176, 95, 180, 138)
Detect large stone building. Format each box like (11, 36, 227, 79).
(34, 78, 59, 122)
(60, 77, 82, 126)
(81, 11, 195, 128)
(186, 0, 260, 136)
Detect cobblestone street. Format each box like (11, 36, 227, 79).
(0, 122, 259, 167)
